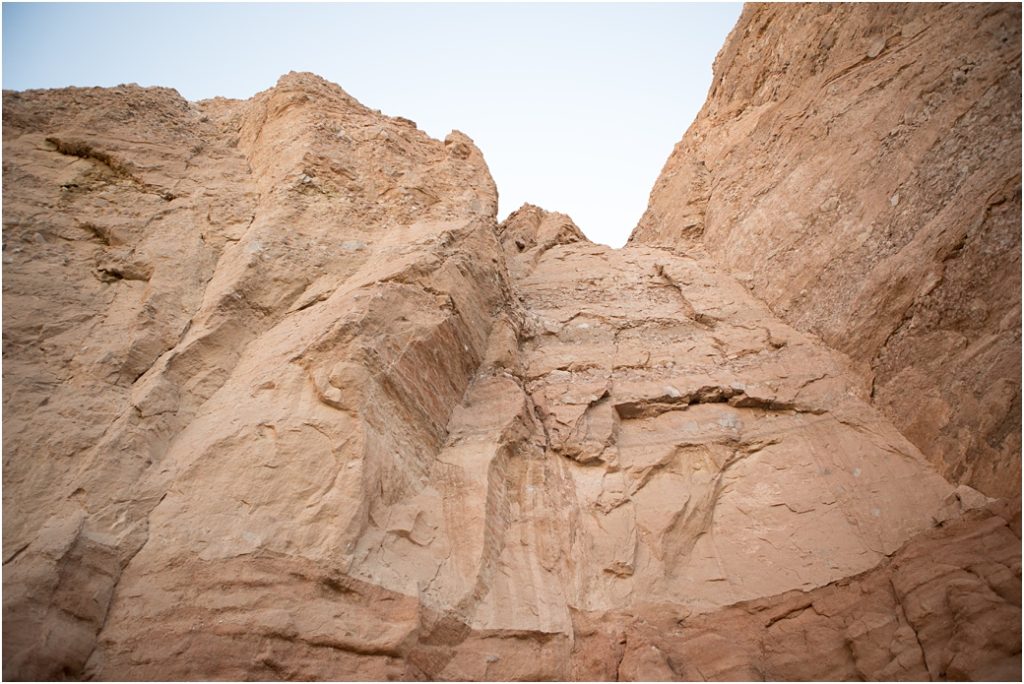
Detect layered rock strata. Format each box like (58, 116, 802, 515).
(3, 66, 1020, 683)
(632, 2, 1022, 499)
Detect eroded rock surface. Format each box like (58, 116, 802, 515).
(571, 499, 1021, 682)
(631, 3, 1022, 499)
(3, 72, 506, 679)
(3, 67, 1020, 682)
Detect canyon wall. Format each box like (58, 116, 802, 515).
(3, 72, 510, 679)
(3, 5, 1021, 681)
(632, 2, 1022, 499)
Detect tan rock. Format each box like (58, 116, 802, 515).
(2, 50, 1019, 683)
(631, 3, 1022, 499)
(570, 500, 1021, 682)
(4, 72, 506, 679)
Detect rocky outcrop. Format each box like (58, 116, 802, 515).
(631, 2, 1022, 499)
(3, 72, 507, 679)
(3, 49, 1020, 684)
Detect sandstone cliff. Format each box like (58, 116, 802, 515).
(632, 2, 1022, 499)
(2, 8, 1021, 681)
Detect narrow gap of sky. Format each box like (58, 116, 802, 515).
(2, 2, 742, 247)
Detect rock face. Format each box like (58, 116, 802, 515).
(573, 499, 1021, 682)
(631, 3, 1022, 499)
(2, 21, 1020, 684)
(3, 72, 504, 679)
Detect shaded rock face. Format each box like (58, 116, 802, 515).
(1, 51, 1019, 684)
(631, 3, 1022, 499)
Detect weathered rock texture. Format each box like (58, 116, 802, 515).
(632, 2, 1022, 499)
(572, 498, 1021, 682)
(2, 11, 1021, 681)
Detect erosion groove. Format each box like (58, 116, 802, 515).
(3, 3, 1021, 680)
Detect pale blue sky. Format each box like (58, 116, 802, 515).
(3, 2, 741, 246)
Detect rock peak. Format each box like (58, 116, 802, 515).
(495, 203, 590, 275)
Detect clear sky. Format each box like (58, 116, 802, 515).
(2, 2, 742, 247)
